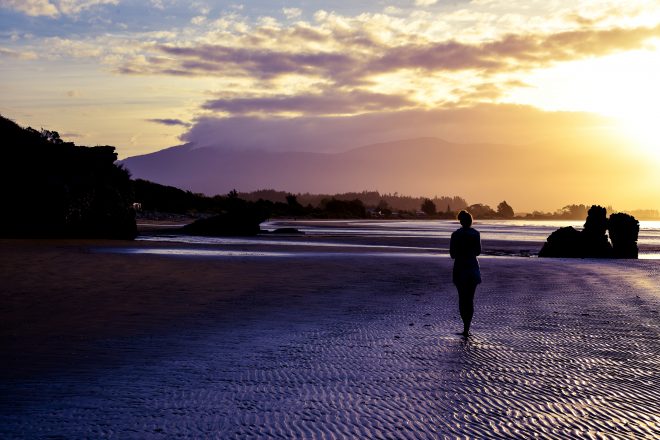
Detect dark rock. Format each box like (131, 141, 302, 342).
(182, 208, 267, 236)
(270, 227, 304, 234)
(538, 226, 583, 257)
(539, 205, 638, 259)
(0, 115, 137, 239)
(608, 213, 639, 258)
(581, 205, 612, 258)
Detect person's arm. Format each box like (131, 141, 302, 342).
(450, 232, 457, 259)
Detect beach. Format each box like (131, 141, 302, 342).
(1, 222, 659, 438)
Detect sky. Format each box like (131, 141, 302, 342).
(1, 0, 660, 210)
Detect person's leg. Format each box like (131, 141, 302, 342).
(458, 283, 476, 335)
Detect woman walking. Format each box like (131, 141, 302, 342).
(450, 210, 482, 336)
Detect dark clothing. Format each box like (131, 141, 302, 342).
(450, 227, 482, 285)
(457, 283, 476, 331)
(450, 226, 482, 334)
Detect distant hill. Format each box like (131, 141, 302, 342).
(121, 137, 525, 203)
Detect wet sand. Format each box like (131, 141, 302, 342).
(1, 238, 659, 438)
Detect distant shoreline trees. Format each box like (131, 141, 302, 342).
(132, 181, 660, 222)
(237, 189, 469, 214)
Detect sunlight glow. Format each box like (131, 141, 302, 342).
(506, 44, 660, 160)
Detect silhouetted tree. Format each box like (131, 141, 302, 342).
(321, 198, 367, 218)
(467, 203, 496, 219)
(376, 199, 392, 216)
(497, 200, 514, 218)
(285, 193, 305, 216)
(421, 198, 437, 215)
(237, 190, 467, 213)
(133, 179, 200, 213)
(560, 204, 588, 219)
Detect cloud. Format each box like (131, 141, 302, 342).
(368, 24, 660, 75)
(141, 43, 363, 89)
(147, 118, 191, 127)
(282, 7, 302, 20)
(0, 0, 119, 17)
(121, 23, 660, 84)
(61, 132, 82, 139)
(0, 47, 39, 60)
(414, 0, 438, 6)
(191, 15, 206, 25)
(109, 20, 660, 117)
(181, 103, 613, 153)
(57, 0, 118, 15)
(201, 89, 416, 115)
(0, 0, 58, 17)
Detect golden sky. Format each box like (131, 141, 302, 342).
(1, 0, 659, 210)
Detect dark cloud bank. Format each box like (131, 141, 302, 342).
(180, 104, 611, 153)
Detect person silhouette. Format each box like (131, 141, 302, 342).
(450, 210, 482, 337)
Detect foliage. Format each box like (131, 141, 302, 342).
(0, 115, 136, 239)
(421, 199, 437, 215)
(466, 203, 497, 219)
(319, 198, 367, 219)
(376, 199, 392, 216)
(238, 189, 468, 213)
(133, 179, 201, 213)
(496, 200, 515, 218)
(561, 204, 589, 219)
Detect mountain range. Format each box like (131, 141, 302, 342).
(120, 137, 532, 201)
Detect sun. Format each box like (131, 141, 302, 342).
(589, 50, 660, 160)
(506, 45, 660, 161)
(616, 112, 659, 158)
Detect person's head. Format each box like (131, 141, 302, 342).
(457, 210, 473, 228)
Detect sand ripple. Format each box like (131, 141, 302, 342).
(1, 257, 659, 439)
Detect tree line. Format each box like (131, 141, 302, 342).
(237, 189, 468, 214)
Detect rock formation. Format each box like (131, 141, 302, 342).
(539, 205, 638, 259)
(182, 206, 268, 237)
(537, 226, 584, 258)
(607, 213, 639, 259)
(581, 205, 613, 258)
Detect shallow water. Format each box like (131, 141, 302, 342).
(132, 220, 660, 259)
(109, 248, 446, 259)
(263, 219, 660, 245)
